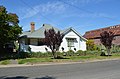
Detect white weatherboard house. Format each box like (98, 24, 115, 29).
(19, 22, 87, 52)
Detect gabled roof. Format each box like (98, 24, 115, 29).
(62, 27, 87, 41)
(20, 24, 87, 41)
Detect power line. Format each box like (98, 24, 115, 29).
(58, 0, 120, 34)
(20, 0, 53, 23)
(58, 0, 120, 22)
(20, 0, 65, 29)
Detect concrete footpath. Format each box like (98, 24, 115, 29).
(0, 58, 120, 68)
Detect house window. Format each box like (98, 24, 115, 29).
(25, 38, 30, 45)
(38, 39, 46, 46)
(30, 39, 38, 45)
(67, 38, 75, 47)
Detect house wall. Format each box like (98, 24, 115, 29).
(29, 45, 51, 52)
(59, 30, 86, 52)
(19, 30, 86, 52)
(19, 38, 51, 53)
(79, 38, 86, 51)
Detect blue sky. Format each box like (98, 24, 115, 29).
(1, 0, 120, 35)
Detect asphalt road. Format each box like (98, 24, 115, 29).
(0, 60, 120, 79)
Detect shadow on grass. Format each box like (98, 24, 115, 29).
(0, 76, 28, 79)
(0, 52, 28, 61)
(51, 56, 70, 59)
(0, 76, 56, 79)
(35, 76, 56, 79)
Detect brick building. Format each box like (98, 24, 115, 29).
(84, 24, 120, 45)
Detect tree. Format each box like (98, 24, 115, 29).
(0, 6, 22, 54)
(44, 28, 63, 58)
(86, 40, 97, 51)
(100, 31, 114, 56)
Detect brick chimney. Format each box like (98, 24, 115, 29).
(30, 22, 35, 32)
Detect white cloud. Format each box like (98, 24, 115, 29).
(79, 13, 111, 18)
(62, 12, 112, 18)
(40, 2, 67, 14)
(19, 0, 106, 20)
(66, 0, 104, 5)
(20, 1, 67, 20)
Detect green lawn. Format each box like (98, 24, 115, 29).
(17, 53, 120, 64)
(18, 58, 53, 64)
(0, 60, 10, 65)
(0, 53, 120, 65)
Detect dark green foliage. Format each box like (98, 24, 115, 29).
(0, 52, 29, 60)
(0, 6, 22, 56)
(85, 50, 100, 56)
(0, 53, 18, 60)
(18, 52, 30, 58)
(63, 50, 101, 56)
(111, 45, 120, 53)
(66, 50, 74, 56)
(76, 50, 86, 56)
(28, 52, 64, 58)
(100, 52, 106, 56)
(29, 52, 52, 58)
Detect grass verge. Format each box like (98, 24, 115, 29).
(0, 60, 10, 65)
(17, 53, 120, 64)
(0, 53, 120, 65)
(18, 58, 53, 64)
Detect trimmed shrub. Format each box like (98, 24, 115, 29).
(66, 50, 74, 56)
(76, 50, 84, 56)
(111, 45, 120, 53)
(29, 52, 52, 58)
(90, 50, 100, 56)
(18, 52, 30, 58)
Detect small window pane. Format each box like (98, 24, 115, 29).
(67, 38, 75, 47)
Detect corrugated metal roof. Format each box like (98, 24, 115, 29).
(84, 24, 120, 39)
(20, 24, 87, 41)
(20, 24, 62, 38)
(19, 31, 30, 37)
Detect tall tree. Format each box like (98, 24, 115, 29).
(0, 6, 22, 53)
(100, 31, 114, 56)
(44, 28, 63, 58)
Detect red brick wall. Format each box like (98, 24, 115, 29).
(93, 36, 120, 45)
(113, 36, 120, 45)
(84, 24, 120, 45)
(94, 39, 101, 45)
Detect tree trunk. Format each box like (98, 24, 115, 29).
(106, 47, 110, 56)
(0, 44, 5, 58)
(52, 50, 56, 59)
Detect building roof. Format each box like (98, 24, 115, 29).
(62, 27, 87, 41)
(84, 24, 120, 39)
(20, 24, 62, 38)
(20, 24, 87, 41)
